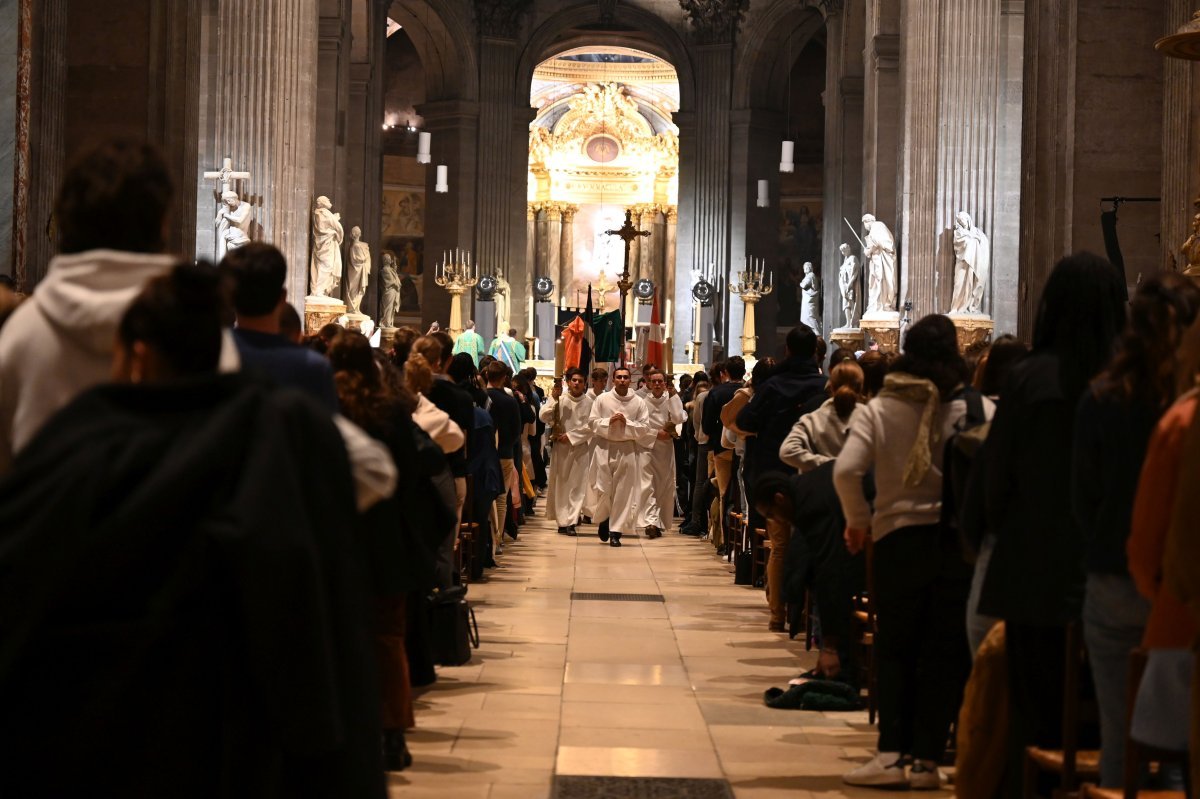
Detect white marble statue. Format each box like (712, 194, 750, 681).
(309, 195, 344, 297)
(949, 211, 991, 315)
(215, 190, 252, 261)
(345, 226, 371, 314)
(494, 273, 511, 331)
(838, 243, 860, 328)
(862, 213, 897, 313)
(380, 251, 401, 328)
(800, 261, 821, 334)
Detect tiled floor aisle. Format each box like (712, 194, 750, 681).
(390, 514, 953, 798)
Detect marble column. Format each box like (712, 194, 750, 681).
(639, 205, 657, 285)
(196, 0, 319, 307)
(664, 207, 678, 334)
(25, 0, 65, 287)
(315, 3, 349, 224)
(476, 35, 519, 292)
(417, 100, 479, 333)
(534, 204, 549, 285)
(559, 204, 575, 306)
(545, 203, 562, 300)
(673, 110, 698, 362)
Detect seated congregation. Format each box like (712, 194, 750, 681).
(0, 138, 1196, 799)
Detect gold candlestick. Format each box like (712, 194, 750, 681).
(729, 257, 774, 358)
(434, 249, 480, 338)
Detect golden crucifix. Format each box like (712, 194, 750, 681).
(604, 210, 651, 360)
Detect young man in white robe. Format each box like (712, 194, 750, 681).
(638, 369, 688, 538)
(584, 365, 651, 547)
(540, 367, 593, 536)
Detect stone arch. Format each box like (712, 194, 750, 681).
(387, 0, 478, 101)
(732, 0, 828, 109)
(515, 5, 696, 112)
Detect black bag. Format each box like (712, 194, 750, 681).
(940, 387, 989, 555)
(734, 550, 753, 585)
(428, 585, 479, 667)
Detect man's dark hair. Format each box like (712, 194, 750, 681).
(118, 261, 224, 376)
(432, 331, 455, 365)
(590, 366, 608, 380)
(613, 365, 631, 378)
(507, 328, 518, 337)
(56, 139, 174, 254)
(679, 373, 693, 390)
(220, 242, 286, 316)
(279, 302, 302, 340)
(710, 360, 726, 377)
(725, 355, 746, 380)
(752, 472, 794, 516)
(785, 323, 818, 360)
(566, 367, 586, 380)
(485, 361, 509, 383)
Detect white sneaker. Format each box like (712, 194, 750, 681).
(908, 760, 944, 790)
(843, 752, 909, 788)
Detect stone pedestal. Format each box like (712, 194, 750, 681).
(379, 325, 398, 352)
(305, 296, 347, 336)
(950, 313, 994, 353)
(829, 327, 866, 354)
(860, 311, 901, 352)
(345, 311, 372, 333)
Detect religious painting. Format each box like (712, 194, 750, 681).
(776, 198, 823, 326)
(384, 236, 423, 314)
(382, 189, 425, 237)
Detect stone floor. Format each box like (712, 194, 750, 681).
(389, 514, 953, 799)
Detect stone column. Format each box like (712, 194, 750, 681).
(196, 0, 319, 307)
(673, 110, 698, 362)
(526, 202, 537, 290)
(639, 205, 657, 285)
(476, 35, 519, 283)
(664, 207, 678, 334)
(730, 107, 781, 354)
(3, 0, 29, 282)
(417, 100, 479, 332)
(545, 203, 562, 300)
(343, 0, 386, 317)
(559, 204, 575, 306)
(315, 3, 349, 220)
(24, 0, 65, 287)
(534, 204, 549, 284)
(1161, 0, 1196, 271)
(862, 0, 900, 229)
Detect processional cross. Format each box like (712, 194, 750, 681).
(604, 210, 651, 363)
(203, 156, 252, 260)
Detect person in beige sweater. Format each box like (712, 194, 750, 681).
(833, 314, 993, 791)
(780, 359, 866, 473)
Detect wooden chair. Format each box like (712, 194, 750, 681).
(1023, 622, 1101, 798)
(1080, 648, 1189, 799)
(750, 527, 769, 588)
(852, 535, 877, 725)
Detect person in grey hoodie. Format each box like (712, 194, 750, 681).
(0, 140, 180, 473)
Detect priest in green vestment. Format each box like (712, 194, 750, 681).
(488, 328, 526, 372)
(452, 319, 485, 367)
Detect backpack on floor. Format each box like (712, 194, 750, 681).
(427, 585, 480, 667)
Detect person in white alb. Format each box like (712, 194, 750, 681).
(638, 368, 687, 538)
(540, 367, 594, 536)
(584, 365, 651, 547)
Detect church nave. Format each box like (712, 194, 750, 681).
(397, 517, 941, 799)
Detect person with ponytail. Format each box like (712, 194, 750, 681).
(0, 263, 386, 797)
(834, 314, 995, 790)
(780, 358, 866, 473)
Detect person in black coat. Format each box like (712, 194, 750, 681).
(736, 325, 828, 630)
(0, 264, 386, 798)
(975, 252, 1127, 798)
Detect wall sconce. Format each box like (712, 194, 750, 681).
(779, 140, 795, 173)
(436, 164, 449, 194)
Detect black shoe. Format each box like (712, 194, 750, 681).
(557, 526, 570, 535)
(645, 525, 662, 539)
(382, 729, 413, 772)
(609, 537, 622, 547)
(598, 520, 610, 543)
(568, 524, 578, 536)
(679, 525, 704, 537)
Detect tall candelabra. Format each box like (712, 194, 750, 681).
(729, 257, 773, 358)
(435, 248, 479, 338)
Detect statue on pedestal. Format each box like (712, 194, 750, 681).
(345, 226, 371, 314)
(215, 190, 252, 261)
(800, 261, 821, 334)
(949, 211, 991, 315)
(380, 251, 400, 328)
(1181, 210, 1200, 276)
(862, 214, 897, 313)
(838, 243, 860, 328)
(309, 195, 344, 297)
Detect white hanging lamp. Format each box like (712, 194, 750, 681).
(417, 131, 432, 164)
(436, 164, 449, 194)
(757, 179, 769, 208)
(779, 140, 795, 173)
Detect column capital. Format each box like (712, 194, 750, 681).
(680, 0, 748, 45)
(474, 0, 532, 39)
(415, 100, 481, 129)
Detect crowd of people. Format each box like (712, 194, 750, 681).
(0, 138, 1197, 798)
